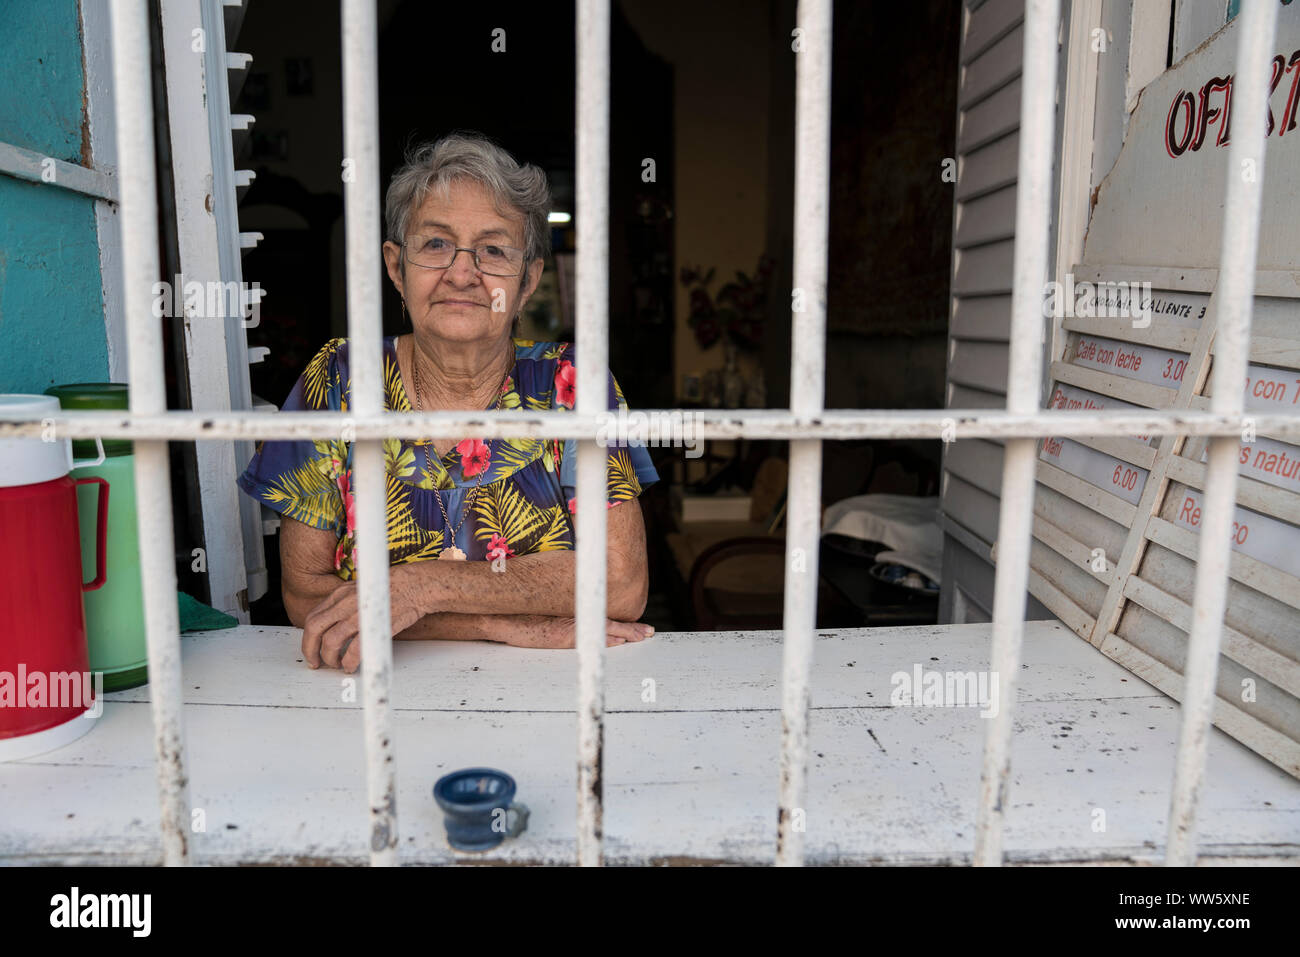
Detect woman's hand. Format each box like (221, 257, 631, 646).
(300, 562, 653, 669)
(499, 615, 654, 649)
(301, 564, 427, 673)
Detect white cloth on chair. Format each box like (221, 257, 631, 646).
(821, 494, 943, 582)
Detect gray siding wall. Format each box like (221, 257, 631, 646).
(939, 0, 1052, 622)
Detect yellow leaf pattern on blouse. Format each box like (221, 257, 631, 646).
(236, 337, 658, 580)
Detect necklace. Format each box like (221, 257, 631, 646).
(409, 339, 512, 561)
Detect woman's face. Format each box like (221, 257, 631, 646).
(383, 179, 543, 345)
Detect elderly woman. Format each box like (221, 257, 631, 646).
(237, 133, 658, 672)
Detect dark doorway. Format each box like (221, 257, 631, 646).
(233, 0, 676, 625)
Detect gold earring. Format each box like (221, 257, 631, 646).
(401, 298, 408, 323)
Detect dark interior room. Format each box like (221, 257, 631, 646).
(230, 0, 958, 633)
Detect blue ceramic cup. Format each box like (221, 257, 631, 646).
(433, 767, 530, 852)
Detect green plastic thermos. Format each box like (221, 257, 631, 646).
(45, 383, 148, 691)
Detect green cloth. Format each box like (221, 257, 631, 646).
(177, 590, 239, 633)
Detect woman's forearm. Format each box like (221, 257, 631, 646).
(283, 569, 349, 629)
(395, 610, 652, 649)
(398, 498, 649, 621)
(401, 549, 647, 622)
(413, 551, 575, 616)
(395, 611, 541, 643)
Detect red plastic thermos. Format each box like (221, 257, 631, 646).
(0, 394, 108, 760)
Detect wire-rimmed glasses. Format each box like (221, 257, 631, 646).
(402, 235, 526, 276)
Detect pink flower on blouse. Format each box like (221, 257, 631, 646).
(333, 470, 356, 572)
(337, 470, 356, 534)
(485, 533, 515, 561)
(568, 496, 620, 514)
(555, 359, 576, 409)
(457, 438, 491, 478)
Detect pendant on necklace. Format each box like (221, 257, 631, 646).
(438, 545, 467, 561)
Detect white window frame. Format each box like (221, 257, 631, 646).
(1, 0, 1289, 867)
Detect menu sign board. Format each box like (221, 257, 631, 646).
(1045, 321, 1300, 580)
(1169, 489, 1300, 579)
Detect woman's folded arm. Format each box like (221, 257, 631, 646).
(279, 516, 349, 628)
(396, 612, 651, 648)
(398, 497, 650, 622)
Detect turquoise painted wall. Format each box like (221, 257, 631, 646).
(0, 0, 111, 392)
(0, 177, 109, 390)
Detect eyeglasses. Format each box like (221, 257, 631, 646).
(402, 235, 526, 276)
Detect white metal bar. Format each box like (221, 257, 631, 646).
(974, 0, 1060, 868)
(341, 0, 398, 866)
(108, 0, 192, 866)
(575, 0, 611, 868)
(1166, 0, 1278, 868)
(4, 408, 1300, 442)
(0, 140, 118, 202)
(776, 0, 831, 868)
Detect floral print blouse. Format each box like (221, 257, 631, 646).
(236, 337, 659, 579)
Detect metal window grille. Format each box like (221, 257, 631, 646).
(1, 0, 1289, 865)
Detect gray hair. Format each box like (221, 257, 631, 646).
(384, 132, 552, 266)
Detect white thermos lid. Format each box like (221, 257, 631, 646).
(0, 394, 104, 488)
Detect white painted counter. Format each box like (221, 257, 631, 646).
(1, 621, 1296, 865)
